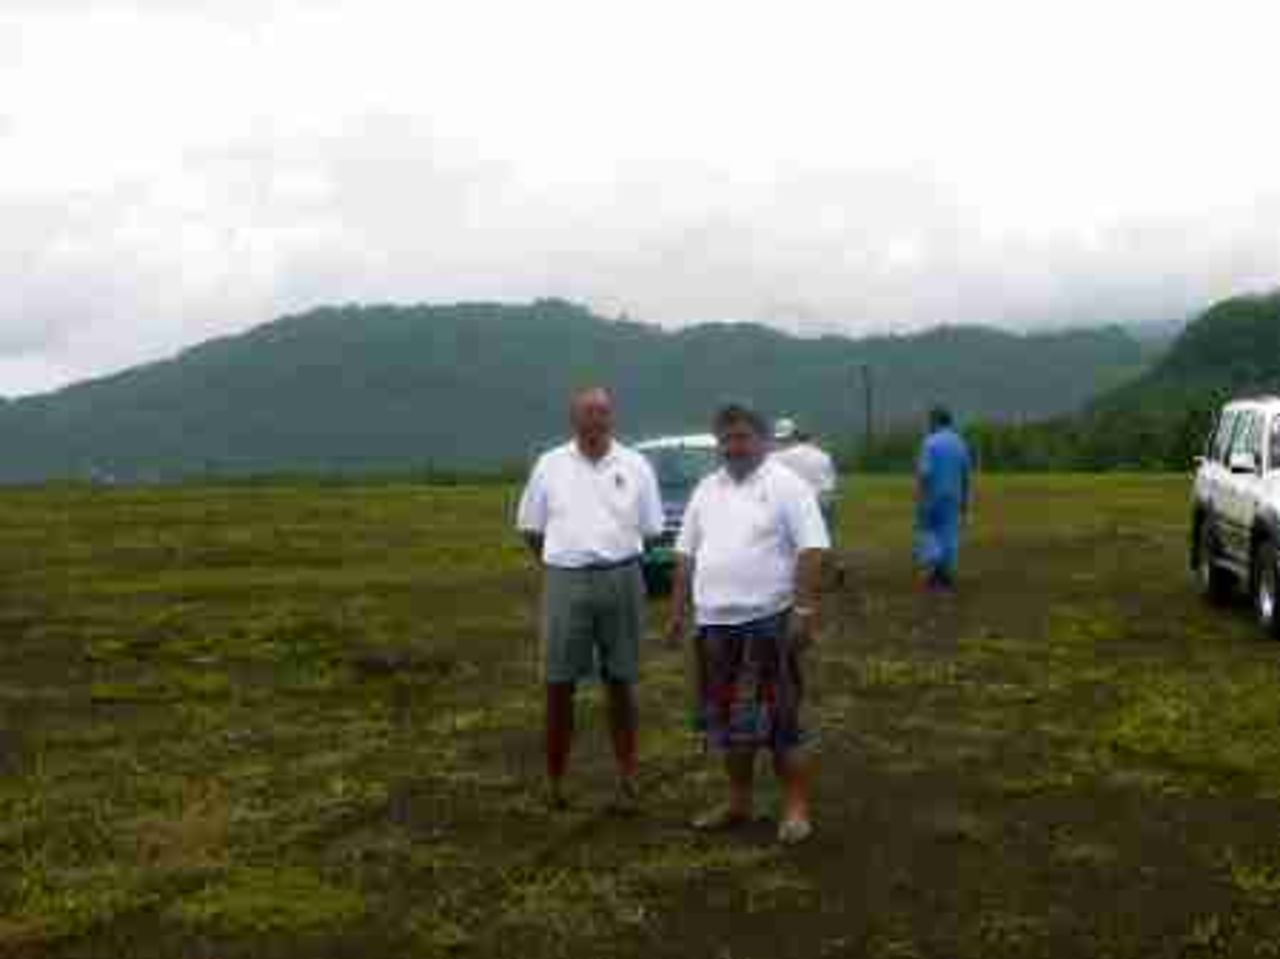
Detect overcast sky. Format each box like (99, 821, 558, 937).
(3, 1, 1278, 396)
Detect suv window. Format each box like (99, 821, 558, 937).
(1270, 417, 1280, 473)
(1248, 414, 1265, 462)
(1212, 410, 1240, 463)
(644, 447, 718, 494)
(1230, 410, 1264, 466)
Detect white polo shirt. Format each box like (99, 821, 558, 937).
(772, 443, 838, 499)
(676, 458, 830, 626)
(516, 440, 664, 569)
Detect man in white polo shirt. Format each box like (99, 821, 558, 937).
(517, 386, 664, 812)
(667, 402, 829, 845)
(771, 417, 839, 538)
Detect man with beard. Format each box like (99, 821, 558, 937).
(771, 418, 839, 539)
(667, 403, 830, 844)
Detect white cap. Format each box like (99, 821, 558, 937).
(773, 417, 798, 441)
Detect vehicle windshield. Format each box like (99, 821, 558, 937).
(644, 446, 718, 495)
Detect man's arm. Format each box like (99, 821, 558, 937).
(915, 444, 930, 505)
(795, 548, 824, 606)
(638, 457, 666, 550)
(666, 553, 693, 647)
(666, 490, 701, 647)
(522, 532, 545, 560)
(776, 477, 830, 646)
(819, 450, 839, 496)
(792, 548, 825, 640)
(515, 458, 549, 562)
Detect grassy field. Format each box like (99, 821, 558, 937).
(3, 474, 1280, 958)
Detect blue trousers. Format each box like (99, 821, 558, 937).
(916, 497, 962, 578)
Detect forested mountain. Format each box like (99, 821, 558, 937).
(0, 299, 1153, 482)
(1082, 291, 1280, 466)
(1125, 319, 1187, 359)
(888, 291, 1280, 472)
(1099, 292, 1280, 408)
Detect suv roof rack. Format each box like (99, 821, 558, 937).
(1229, 395, 1280, 405)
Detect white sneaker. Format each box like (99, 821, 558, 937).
(777, 817, 813, 845)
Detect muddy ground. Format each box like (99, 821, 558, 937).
(2, 475, 1279, 958)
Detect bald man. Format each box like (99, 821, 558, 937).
(516, 387, 664, 811)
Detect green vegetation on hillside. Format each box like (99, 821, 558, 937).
(856, 292, 1279, 473)
(0, 300, 1149, 483)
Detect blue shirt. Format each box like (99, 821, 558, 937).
(918, 428, 971, 505)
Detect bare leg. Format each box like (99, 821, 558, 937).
(606, 681, 639, 781)
(546, 682, 576, 805)
(727, 749, 756, 819)
(774, 749, 812, 825)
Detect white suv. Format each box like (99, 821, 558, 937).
(1192, 396, 1280, 636)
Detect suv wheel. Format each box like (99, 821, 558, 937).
(1253, 540, 1280, 638)
(1196, 518, 1234, 604)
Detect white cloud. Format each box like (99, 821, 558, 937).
(1, 0, 1278, 395)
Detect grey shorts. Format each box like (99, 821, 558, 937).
(542, 561, 646, 685)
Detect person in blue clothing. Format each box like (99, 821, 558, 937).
(915, 406, 973, 591)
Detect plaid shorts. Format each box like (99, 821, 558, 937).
(694, 610, 806, 755)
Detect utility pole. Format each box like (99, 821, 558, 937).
(861, 363, 874, 454)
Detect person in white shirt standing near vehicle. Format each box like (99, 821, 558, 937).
(771, 417, 839, 541)
(667, 403, 830, 845)
(517, 387, 665, 812)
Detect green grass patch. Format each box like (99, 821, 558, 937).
(1101, 668, 1280, 794)
(167, 866, 365, 936)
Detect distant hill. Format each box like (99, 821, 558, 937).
(1124, 318, 1187, 359)
(1081, 291, 1280, 466)
(891, 291, 1280, 472)
(0, 300, 1155, 483)
(1099, 292, 1280, 409)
